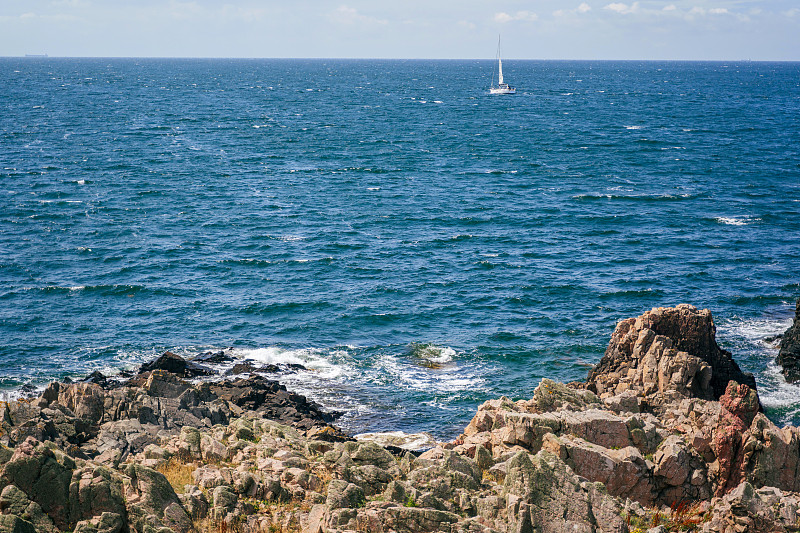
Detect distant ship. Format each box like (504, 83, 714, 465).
(489, 37, 515, 95)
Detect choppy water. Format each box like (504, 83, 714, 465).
(1, 58, 799, 438)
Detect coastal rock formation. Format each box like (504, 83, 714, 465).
(3, 305, 800, 532)
(587, 304, 756, 402)
(777, 298, 800, 382)
(0, 363, 337, 464)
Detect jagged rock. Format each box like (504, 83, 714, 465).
(701, 481, 800, 532)
(82, 371, 108, 387)
(178, 485, 208, 521)
(712, 381, 760, 496)
(121, 463, 193, 533)
(208, 375, 337, 429)
(0, 484, 58, 532)
(72, 512, 124, 533)
(777, 298, 800, 382)
(503, 450, 628, 532)
(0, 515, 38, 533)
(325, 479, 365, 509)
(192, 350, 233, 364)
(587, 304, 756, 401)
(5, 304, 800, 533)
(653, 435, 690, 487)
(560, 436, 654, 505)
(0, 438, 76, 530)
(138, 351, 214, 378)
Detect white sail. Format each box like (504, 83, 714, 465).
(489, 35, 515, 94)
(498, 58, 504, 85)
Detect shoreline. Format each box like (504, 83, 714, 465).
(0, 302, 796, 439)
(1, 303, 800, 532)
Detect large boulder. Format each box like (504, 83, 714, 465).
(137, 351, 213, 378)
(587, 304, 756, 401)
(121, 463, 193, 533)
(777, 298, 800, 382)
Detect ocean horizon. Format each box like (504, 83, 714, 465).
(1, 57, 799, 439)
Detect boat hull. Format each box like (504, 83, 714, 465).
(490, 87, 516, 95)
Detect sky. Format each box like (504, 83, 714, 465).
(0, 0, 798, 60)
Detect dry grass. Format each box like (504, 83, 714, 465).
(157, 458, 196, 494)
(625, 501, 709, 533)
(192, 518, 245, 533)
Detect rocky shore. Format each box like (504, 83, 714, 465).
(2, 304, 800, 532)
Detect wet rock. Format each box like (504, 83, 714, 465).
(209, 375, 336, 429)
(225, 362, 262, 375)
(192, 350, 233, 364)
(138, 351, 214, 378)
(777, 298, 800, 382)
(82, 371, 108, 387)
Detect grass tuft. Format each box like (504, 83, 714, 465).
(157, 458, 196, 494)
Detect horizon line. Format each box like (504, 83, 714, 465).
(4, 55, 799, 62)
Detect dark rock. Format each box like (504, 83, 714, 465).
(777, 298, 800, 382)
(208, 375, 337, 429)
(82, 371, 107, 386)
(225, 363, 261, 375)
(138, 351, 215, 378)
(224, 362, 302, 375)
(192, 350, 233, 364)
(0, 515, 38, 533)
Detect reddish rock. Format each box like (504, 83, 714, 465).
(588, 304, 756, 401)
(712, 381, 759, 496)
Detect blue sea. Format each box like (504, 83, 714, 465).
(1, 58, 799, 439)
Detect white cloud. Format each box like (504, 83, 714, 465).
(332, 5, 387, 26)
(785, 8, 800, 17)
(494, 10, 538, 23)
(555, 3, 592, 17)
(604, 2, 639, 15)
(709, 8, 728, 15)
(663, 5, 677, 12)
(458, 20, 477, 30)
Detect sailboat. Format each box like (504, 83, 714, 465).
(489, 36, 515, 95)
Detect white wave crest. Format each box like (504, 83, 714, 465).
(715, 216, 761, 226)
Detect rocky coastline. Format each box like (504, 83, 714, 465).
(2, 304, 800, 532)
